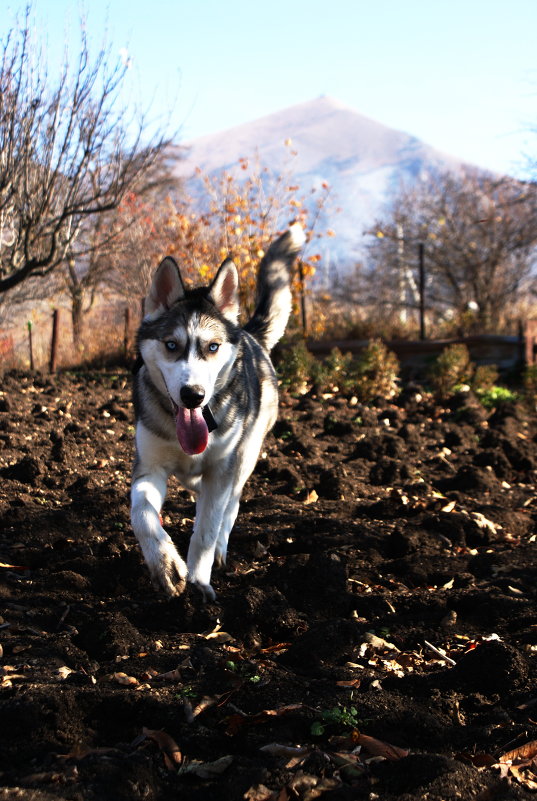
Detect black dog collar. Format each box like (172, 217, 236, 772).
(202, 406, 218, 432)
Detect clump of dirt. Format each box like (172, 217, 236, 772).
(0, 370, 536, 801)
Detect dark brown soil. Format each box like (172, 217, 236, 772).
(0, 370, 536, 801)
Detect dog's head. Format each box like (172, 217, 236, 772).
(138, 258, 241, 454)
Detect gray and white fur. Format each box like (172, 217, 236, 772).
(131, 223, 305, 600)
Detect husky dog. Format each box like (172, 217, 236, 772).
(131, 223, 305, 600)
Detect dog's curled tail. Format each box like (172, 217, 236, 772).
(244, 222, 305, 351)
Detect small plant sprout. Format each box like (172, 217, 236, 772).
(311, 704, 360, 736)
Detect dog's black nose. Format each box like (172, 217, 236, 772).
(180, 385, 205, 409)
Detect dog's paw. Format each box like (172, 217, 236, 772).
(189, 579, 217, 604)
(186, 541, 217, 601)
(145, 539, 187, 598)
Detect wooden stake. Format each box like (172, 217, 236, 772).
(27, 321, 34, 371)
(49, 309, 60, 373)
(124, 307, 131, 356)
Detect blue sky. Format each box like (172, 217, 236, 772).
(3, 0, 537, 176)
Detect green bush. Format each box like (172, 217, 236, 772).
(478, 386, 518, 409)
(349, 338, 400, 401)
(429, 343, 473, 398)
(278, 340, 400, 402)
(277, 340, 314, 392)
(310, 347, 354, 393)
(472, 364, 499, 394)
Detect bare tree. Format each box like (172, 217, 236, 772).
(0, 7, 169, 299)
(58, 148, 187, 349)
(366, 169, 537, 332)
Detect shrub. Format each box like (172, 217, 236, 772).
(277, 339, 400, 402)
(350, 338, 400, 402)
(429, 343, 473, 398)
(277, 340, 314, 393)
(311, 347, 354, 393)
(478, 386, 518, 409)
(472, 364, 499, 394)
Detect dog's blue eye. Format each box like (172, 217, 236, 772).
(208, 342, 220, 353)
(164, 341, 177, 352)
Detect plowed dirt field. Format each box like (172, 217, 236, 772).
(0, 370, 536, 801)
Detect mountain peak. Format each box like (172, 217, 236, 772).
(175, 98, 466, 276)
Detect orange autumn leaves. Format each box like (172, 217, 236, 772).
(117, 146, 333, 334)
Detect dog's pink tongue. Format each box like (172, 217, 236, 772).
(175, 407, 209, 455)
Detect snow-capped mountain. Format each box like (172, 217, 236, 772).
(173, 96, 467, 282)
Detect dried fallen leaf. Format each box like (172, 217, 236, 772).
(244, 784, 275, 801)
(509, 765, 537, 790)
(500, 739, 537, 764)
(491, 741, 537, 790)
(288, 772, 340, 799)
(363, 632, 399, 651)
(152, 667, 182, 681)
(179, 754, 233, 778)
(190, 695, 219, 719)
(470, 511, 502, 534)
(329, 751, 367, 780)
(356, 733, 409, 761)
(258, 642, 292, 655)
(113, 672, 138, 686)
(202, 621, 234, 643)
(55, 666, 75, 681)
(207, 631, 235, 643)
(142, 727, 182, 769)
(304, 489, 318, 505)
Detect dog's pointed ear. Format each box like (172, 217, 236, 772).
(208, 258, 239, 323)
(145, 257, 185, 317)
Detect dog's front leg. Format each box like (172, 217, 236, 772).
(131, 471, 187, 597)
(186, 473, 232, 602)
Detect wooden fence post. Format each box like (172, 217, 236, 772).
(124, 307, 131, 356)
(418, 243, 426, 341)
(298, 260, 308, 335)
(27, 321, 34, 371)
(49, 309, 60, 373)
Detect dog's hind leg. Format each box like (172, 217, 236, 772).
(131, 470, 187, 597)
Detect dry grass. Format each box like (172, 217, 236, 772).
(0, 301, 137, 374)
